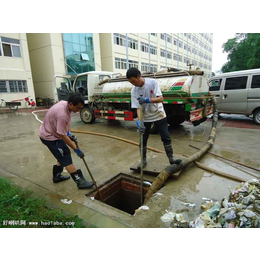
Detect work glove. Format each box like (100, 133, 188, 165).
(67, 131, 77, 142)
(136, 120, 146, 134)
(137, 97, 151, 105)
(74, 148, 84, 158)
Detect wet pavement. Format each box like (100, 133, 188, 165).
(0, 109, 259, 227)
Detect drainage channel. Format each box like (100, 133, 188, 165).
(86, 173, 151, 215)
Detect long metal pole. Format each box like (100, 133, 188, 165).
(75, 142, 103, 202)
(126, 33, 129, 70)
(140, 103, 144, 205)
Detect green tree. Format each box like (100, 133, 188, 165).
(221, 33, 260, 72)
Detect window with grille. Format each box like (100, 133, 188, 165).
(0, 80, 27, 93)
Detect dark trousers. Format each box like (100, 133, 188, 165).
(142, 117, 171, 148)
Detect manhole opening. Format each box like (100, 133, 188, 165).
(86, 173, 150, 215)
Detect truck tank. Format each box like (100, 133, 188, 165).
(101, 72, 209, 97)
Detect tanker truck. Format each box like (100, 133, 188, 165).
(54, 69, 213, 133)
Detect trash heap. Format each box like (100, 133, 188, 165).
(161, 179, 260, 228)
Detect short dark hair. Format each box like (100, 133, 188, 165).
(126, 68, 141, 79)
(68, 93, 84, 106)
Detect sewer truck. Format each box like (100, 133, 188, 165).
(54, 69, 213, 133)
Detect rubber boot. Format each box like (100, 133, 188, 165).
(137, 147, 147, 172)
(71, 169, 94, 189)
(52, 165, 70, 183)
(164, 144, 182, 165)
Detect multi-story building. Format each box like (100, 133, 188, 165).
(0, 33, 35, 107)
(100, 33, 213, 79)
(1, 33, 213, 103)
(27, 33, 101, 101)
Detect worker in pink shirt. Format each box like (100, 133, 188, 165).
(39, 93, 94, 189)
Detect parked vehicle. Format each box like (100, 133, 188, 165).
(0, 98, 21, 111)
(54, 69, 213, 133)
(209, 69, 260, 124)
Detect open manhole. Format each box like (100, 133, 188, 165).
(86, 173, 150, 215)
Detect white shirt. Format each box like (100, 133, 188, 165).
(131, 78, 166, 122)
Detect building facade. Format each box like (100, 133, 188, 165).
(100, 33, 213, 79)
(1, 33, 213, 103)
(0, 33, 35, 107)
(27, 33, 101, 101)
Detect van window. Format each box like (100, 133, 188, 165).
(224, 76, 247, 90)
(209, 79, 222, 91)
(251, 75, 260, 89)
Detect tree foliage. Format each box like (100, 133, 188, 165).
(221, 33, 260, 72)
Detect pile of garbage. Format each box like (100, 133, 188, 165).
(161, 179, 260, 228)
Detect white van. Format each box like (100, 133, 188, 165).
(209, 69, 260, 124)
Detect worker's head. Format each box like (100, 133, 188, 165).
(68, 93, 84, 113)
(126, 68, 144, 87)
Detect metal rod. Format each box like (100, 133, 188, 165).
(140, 103, 144, 205)
(189, 144, 260, 172)
(76, 142, 104, 202)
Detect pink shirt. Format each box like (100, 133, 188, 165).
(39, 101, 72, 141)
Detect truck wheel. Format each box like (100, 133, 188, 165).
(80, 106, 96, 124)
(253, 109, 260, 125)
(150, 122, 159, 134)
(167, 116, 185, 127)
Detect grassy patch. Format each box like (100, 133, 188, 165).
(0, 177, 95, 228)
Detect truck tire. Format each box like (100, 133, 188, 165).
(253, 109, 260, 125)
(167, 116, 185, 127)
(80, 106, 96, 124)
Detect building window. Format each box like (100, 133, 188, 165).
(141, 42, 149, 53)
(160, 49, 166, 57)
(184, 57, 190, 64)
(160, 33, 166, 41)
(129, 60, 139, 69)
(128, 38, 138, 50)
(192, 48, 197, 55)
(114, 33, 126, 46)
(0, 80, 27, 93)
(115, 58, 127, 69)
(178, 41, 183, 48)
(0, 81, 7, 92)
(150, 45, 157, 55)
(63, 33, 95, 74)
(141, 62, 157, 73)
(167, 51, 172, 59)
(184, 33, 191, 39)
(141, 62, 149, 72)
(150, 64, 157, 73)
(0, 37, 21, 57)
(174, 53, 182, 62)
(166, 34, 172, 43)
(151, 33, 157, 37)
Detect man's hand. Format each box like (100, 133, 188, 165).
(137, 97, 151, 105)
(136, 120, 146, 134)
(74, 148, 84, 158)
(67, 131, 77, 143)
(70, 135, 77, 143)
